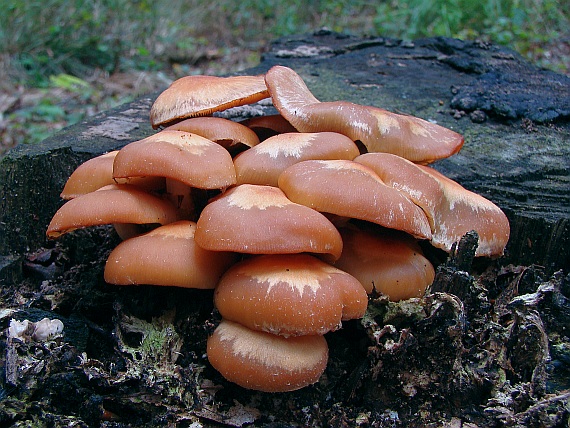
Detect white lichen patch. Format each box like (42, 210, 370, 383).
(8, 317, 64, 342)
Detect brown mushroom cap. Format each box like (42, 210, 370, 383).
(355, 152, 510, 256)
(104, 220, 237, 288)
(215, 254, 368, 336)
(113, 130, 236, 190)
(60, 151, 119, 199)
(335, 227, 435, 300)
(265, 65, 464, 163)
(150, 74, 270, 129)
(194, 184, 343, 261)
(278, 159, 432, 240)
(207, 319, 328, 392)
(417, 165, 510, 256)
(234, 132, 360, 187)
(60, 151, 164, 199)
(164, 116, 260, 156)
(46, 184, 179, 239)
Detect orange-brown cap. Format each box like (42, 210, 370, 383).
(150, 74, 270, 129)
(164, 116, 260, 156)
(46, 184, 179, 239)
(60, 151, 119, 199)
(417, 165, 510, 257)
(194, 184, 343, 261)
(234, 132, 360, 187)
(60, 151, 164, 199)
(207, 319, 328, 392)
(113, 130, 236, 190)
(335, 227, 434, 300)
(355, 152, 443, 231)
(278, 159, 432, 240)
(215, 254, 368, 336)
(265, 65, 464, 163)
(104, 220, 237, 288)
(355, 153, 510, 256)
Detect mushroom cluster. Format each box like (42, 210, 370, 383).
(46, 65, 510, 392)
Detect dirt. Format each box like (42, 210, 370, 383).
(0, 228, 569, 427)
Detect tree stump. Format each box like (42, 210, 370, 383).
(0, 31, 568, 427)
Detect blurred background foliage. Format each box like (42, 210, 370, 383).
(0, 0, 568, 153)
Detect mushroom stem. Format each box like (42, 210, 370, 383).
(166, 178, 196, 220)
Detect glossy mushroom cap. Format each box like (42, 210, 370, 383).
(215, 254, 368, 336)
(195, 184, 343, 261)
(335, 227, 435, 300)
(46, 184, 179, 239)
(207, 320, 328, 392)
(60, 151, 164, 199)
(60, 151, 119, 199)
(417, 165, 510, 257)
(104, 220, 238, 288)
(278, 159, 432, 240)
(355, 152, 510, 256)
(234, 132, 360, 187)
(164, 116, 260, 156)
(265, 65, 464, 164)
(113, 130, 236, 190)
(150, 74, 270, 129)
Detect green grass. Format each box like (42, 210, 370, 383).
(2, 0, 568, 86)
(0, 0, 568, 152)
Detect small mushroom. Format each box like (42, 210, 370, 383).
(234, 132, 360, 187)
(195, 184, 343, 261)
(60, 151, 164, 199)
(113, 130, 236, 219)
(335, 226, 435, 300)
(150, 74, 270, 129)
(278, 159, 432, 240)
(104, 220, 238, 288)
(265, 65, 464, 164)
(355, 152, 510, 256)
(207, 319, 328, 392)
(46, 184, 179, 239)
(214, 253, 368, 336)
(164, 116, 261, 156)
(113, 130, 236, 190)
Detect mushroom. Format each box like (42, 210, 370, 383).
(164, 116, 260, 156)
(234, 132, 360, 187)
(334, 226, 435, 300)
(239, 114, 298, 141)
(60, 151, 164, 199)
(214, 253, 368, 336)
(264, 65, 464, 164)
(194, 184, 343, 261)
(355, 152, 510, 256)
(104, 220, 238, 288)
(113, 130, 236, 219)
(46, 184, 179, 239)
(278, 159, 432, 240)
(207, 319, 328, 392)
(150, 74, 270, 129)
